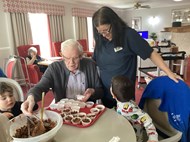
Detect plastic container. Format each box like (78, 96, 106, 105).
(86, 101, 94, 108)
(10, 110, 62, 142)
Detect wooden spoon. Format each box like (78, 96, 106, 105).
(31, 92, 46, 136)
(41, 92, 45, 121)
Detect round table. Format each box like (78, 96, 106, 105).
(53, 108, 136, 142)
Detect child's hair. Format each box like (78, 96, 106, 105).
(0, 82, 13, 95)
(111, 75, 134, 102)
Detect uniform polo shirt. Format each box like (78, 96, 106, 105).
(93, 27, 153, 94)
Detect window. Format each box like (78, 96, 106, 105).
(28, 13, 51, 58)
(87, 17, 94, 52)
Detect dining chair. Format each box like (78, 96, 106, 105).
(4, 55, 31, 91)
(77, 39, 93, 57)
(138, 76, 189, 142)
(0, 78, 24, 101)
(52, 41, 62, 57)
(143, 99, 182, 142)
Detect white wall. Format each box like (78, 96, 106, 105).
(123, 5, 190, 35)
(0, 1, 14, 69)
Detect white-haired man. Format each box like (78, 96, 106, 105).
(21, 39, 104, 115)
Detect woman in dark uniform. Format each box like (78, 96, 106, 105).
(92, 6, 181, 108)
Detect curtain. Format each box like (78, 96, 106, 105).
(10, 13, 32, 52)
(9, 12, 32, 83)
(73, 16, 88, 40)
(48, 15, 65, 42)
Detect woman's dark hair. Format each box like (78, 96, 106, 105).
(0, 82, 13, 95)
(92, 6, 128, 48)
(111, 75, 134, 102)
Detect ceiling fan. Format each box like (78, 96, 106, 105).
(133, 2, 150, 9)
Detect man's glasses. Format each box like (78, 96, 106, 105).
(98, 25, 112, 35)
(63, 55, 80, 63)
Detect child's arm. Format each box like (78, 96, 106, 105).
(117, 101, 158, 142)
(141, 113, 158, 142)
(1, 112, 14, 119)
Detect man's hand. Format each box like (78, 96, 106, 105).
(20, 95, 35, 116)
(81, 88, 95, 102)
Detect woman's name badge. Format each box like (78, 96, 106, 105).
(114, 47, 123, 52)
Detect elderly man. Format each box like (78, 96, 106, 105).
(21, 39, 104, 115)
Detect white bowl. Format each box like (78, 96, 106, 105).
(76, 94, 85, 101)
(95, 104, 105, 111)
(81, 117, 92, 126)
(86, 101, 94, 108)
(71, 117, 81, 125)
(86, 113, 96, 120)
(90, 108, 100, 114)
(78, 102, 86, 108)
(10, 110, 62, 142)
(64, 115, 73, 123)
(78, 112, 86, 119)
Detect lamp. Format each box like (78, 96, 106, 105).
(148, 16, 160, 26)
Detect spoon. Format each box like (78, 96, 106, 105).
(41, 92, 45, 121)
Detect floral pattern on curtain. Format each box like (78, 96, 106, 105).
(72, 8, 95, 40)
(2, 0, 65, 15)
(2, 0, 65, 83)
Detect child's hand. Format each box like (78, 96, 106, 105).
(2, 112, 14, 119)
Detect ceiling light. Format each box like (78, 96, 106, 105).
(148, 16, 160, 26)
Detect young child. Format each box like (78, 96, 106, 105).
(0, 82, 38, 119)
(110, 75, 158, 142)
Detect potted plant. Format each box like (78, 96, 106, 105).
(150, 32, 157, 41)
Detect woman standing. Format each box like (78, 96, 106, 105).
(92, 6, 181, 108)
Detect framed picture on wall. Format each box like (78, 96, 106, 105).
(172, 9, 190, 24)
(132, 17, 141, 31)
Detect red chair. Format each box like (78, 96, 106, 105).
(52, 42, 62, 57)
(77, 39, 93, 57)
(17, 45, 42, 84)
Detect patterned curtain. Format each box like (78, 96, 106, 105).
(2, 0, 65, 15)
(73, 16, 88, 40)
(72, 8, 95, 40)
(48, 15, 65, 42)
(10, 13, 32, 50)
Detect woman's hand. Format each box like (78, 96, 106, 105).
(81, 88, 95, 102)
(20, 95, 35, 116)
(167, 72, 183, 83)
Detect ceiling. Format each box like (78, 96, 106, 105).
(50, 0, 190, 9)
